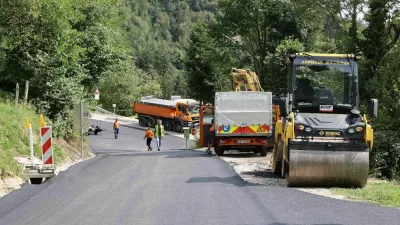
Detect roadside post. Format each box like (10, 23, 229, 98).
(73, 101, 91, 160)
(183, 127, 190, 148)
(80, 101, 83, 160)
(112, 104, 116, 115)
(15, 83, 19, 110)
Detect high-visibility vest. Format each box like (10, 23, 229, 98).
(155, 125, 164, 137)
(145, 130, 153, 138)
(210, 125, 215, 132)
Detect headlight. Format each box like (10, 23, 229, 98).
(305, 127, 313, 132)
(297, 125, 304, 130)
(356, 127, 363, 132)
(348, 128, 355, 134)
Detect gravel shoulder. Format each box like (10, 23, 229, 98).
(195, 148, 360, 201)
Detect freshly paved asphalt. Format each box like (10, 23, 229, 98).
(0, 121, 399, 225)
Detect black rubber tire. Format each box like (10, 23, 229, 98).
(30, 178, 43, 185)
(147, 117, 156, 128)
(273, 138, 284, 174)
(215, 146, 224, 156)
(139, 116, 147, 126)
(282, 159, 289, 179)
(94, 130, 98, 135)
(260, 146, 268, 156)
(163, 120, 172, 131)
(273, 160, 282, 175)
(174, 122, 183, 133)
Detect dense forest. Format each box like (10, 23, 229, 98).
(0, 0, 399, 179)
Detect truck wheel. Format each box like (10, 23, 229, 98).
(30, 178, 43, 185)
(174, 122, 183, 133)
(215, 146, 224, 156)
(273, 137, 284, 174)
(147, 117, 155, 128)
(139, 116, 147, 126)
(260, 146, 267, 156)
(163, 120, 172, 131)
(281, 159, 289, 179)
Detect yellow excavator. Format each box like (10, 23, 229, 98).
(232, 68, 264, 91)
(271, 53, 378, 188)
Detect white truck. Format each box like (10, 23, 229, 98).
(214, 91, 273, 156)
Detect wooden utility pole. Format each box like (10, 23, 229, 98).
(15, 83, 19, 110)
(24, 80, 29, 106)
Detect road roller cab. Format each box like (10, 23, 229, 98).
(271, 53, 378, 188)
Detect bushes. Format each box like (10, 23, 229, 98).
(370, 130, 400, 180)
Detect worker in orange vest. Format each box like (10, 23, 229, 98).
(113, 119, 120, 139)
(144, 128, 154, 151)
(206, 119, 215, 154)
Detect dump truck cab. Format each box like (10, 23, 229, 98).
(272, 53, 378, 188)
(175, 99, 200, 126)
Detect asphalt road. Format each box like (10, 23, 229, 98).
(0, 121, 399, 225)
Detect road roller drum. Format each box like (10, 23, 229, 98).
(284, 140, 369, 187)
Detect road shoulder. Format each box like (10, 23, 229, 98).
(191, 148, 399, 208)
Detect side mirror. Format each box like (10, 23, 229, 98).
(367, 99, 378, 119)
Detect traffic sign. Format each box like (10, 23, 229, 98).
(40, 126, 53, 165)
(257, 125, 265, 132)
(94, 89, 100, 100)
(73, 102, 91, 130)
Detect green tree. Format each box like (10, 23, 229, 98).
(362, 0, 400, 87)
(211, 0, 303, 87)
(185, 22, 232, 104)
(99, 59, 162, 116)
(264, 37, 304, 93)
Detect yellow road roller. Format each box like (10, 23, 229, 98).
(271, 53, 378, 188)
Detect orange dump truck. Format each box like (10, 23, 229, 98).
(133, 97, 199, 133)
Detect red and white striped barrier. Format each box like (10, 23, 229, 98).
(40, 126, 53, 165)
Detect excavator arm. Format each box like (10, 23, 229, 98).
(232, 68, 264, 92)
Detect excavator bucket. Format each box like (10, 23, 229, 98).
(285, 141, 369, 188)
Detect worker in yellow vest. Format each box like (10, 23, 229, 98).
(154, 120, 164, 151)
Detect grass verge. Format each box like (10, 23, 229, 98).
(331, 181, 400, 208)
(0, 101, 64, 177)
(0, 99, 91, 179)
